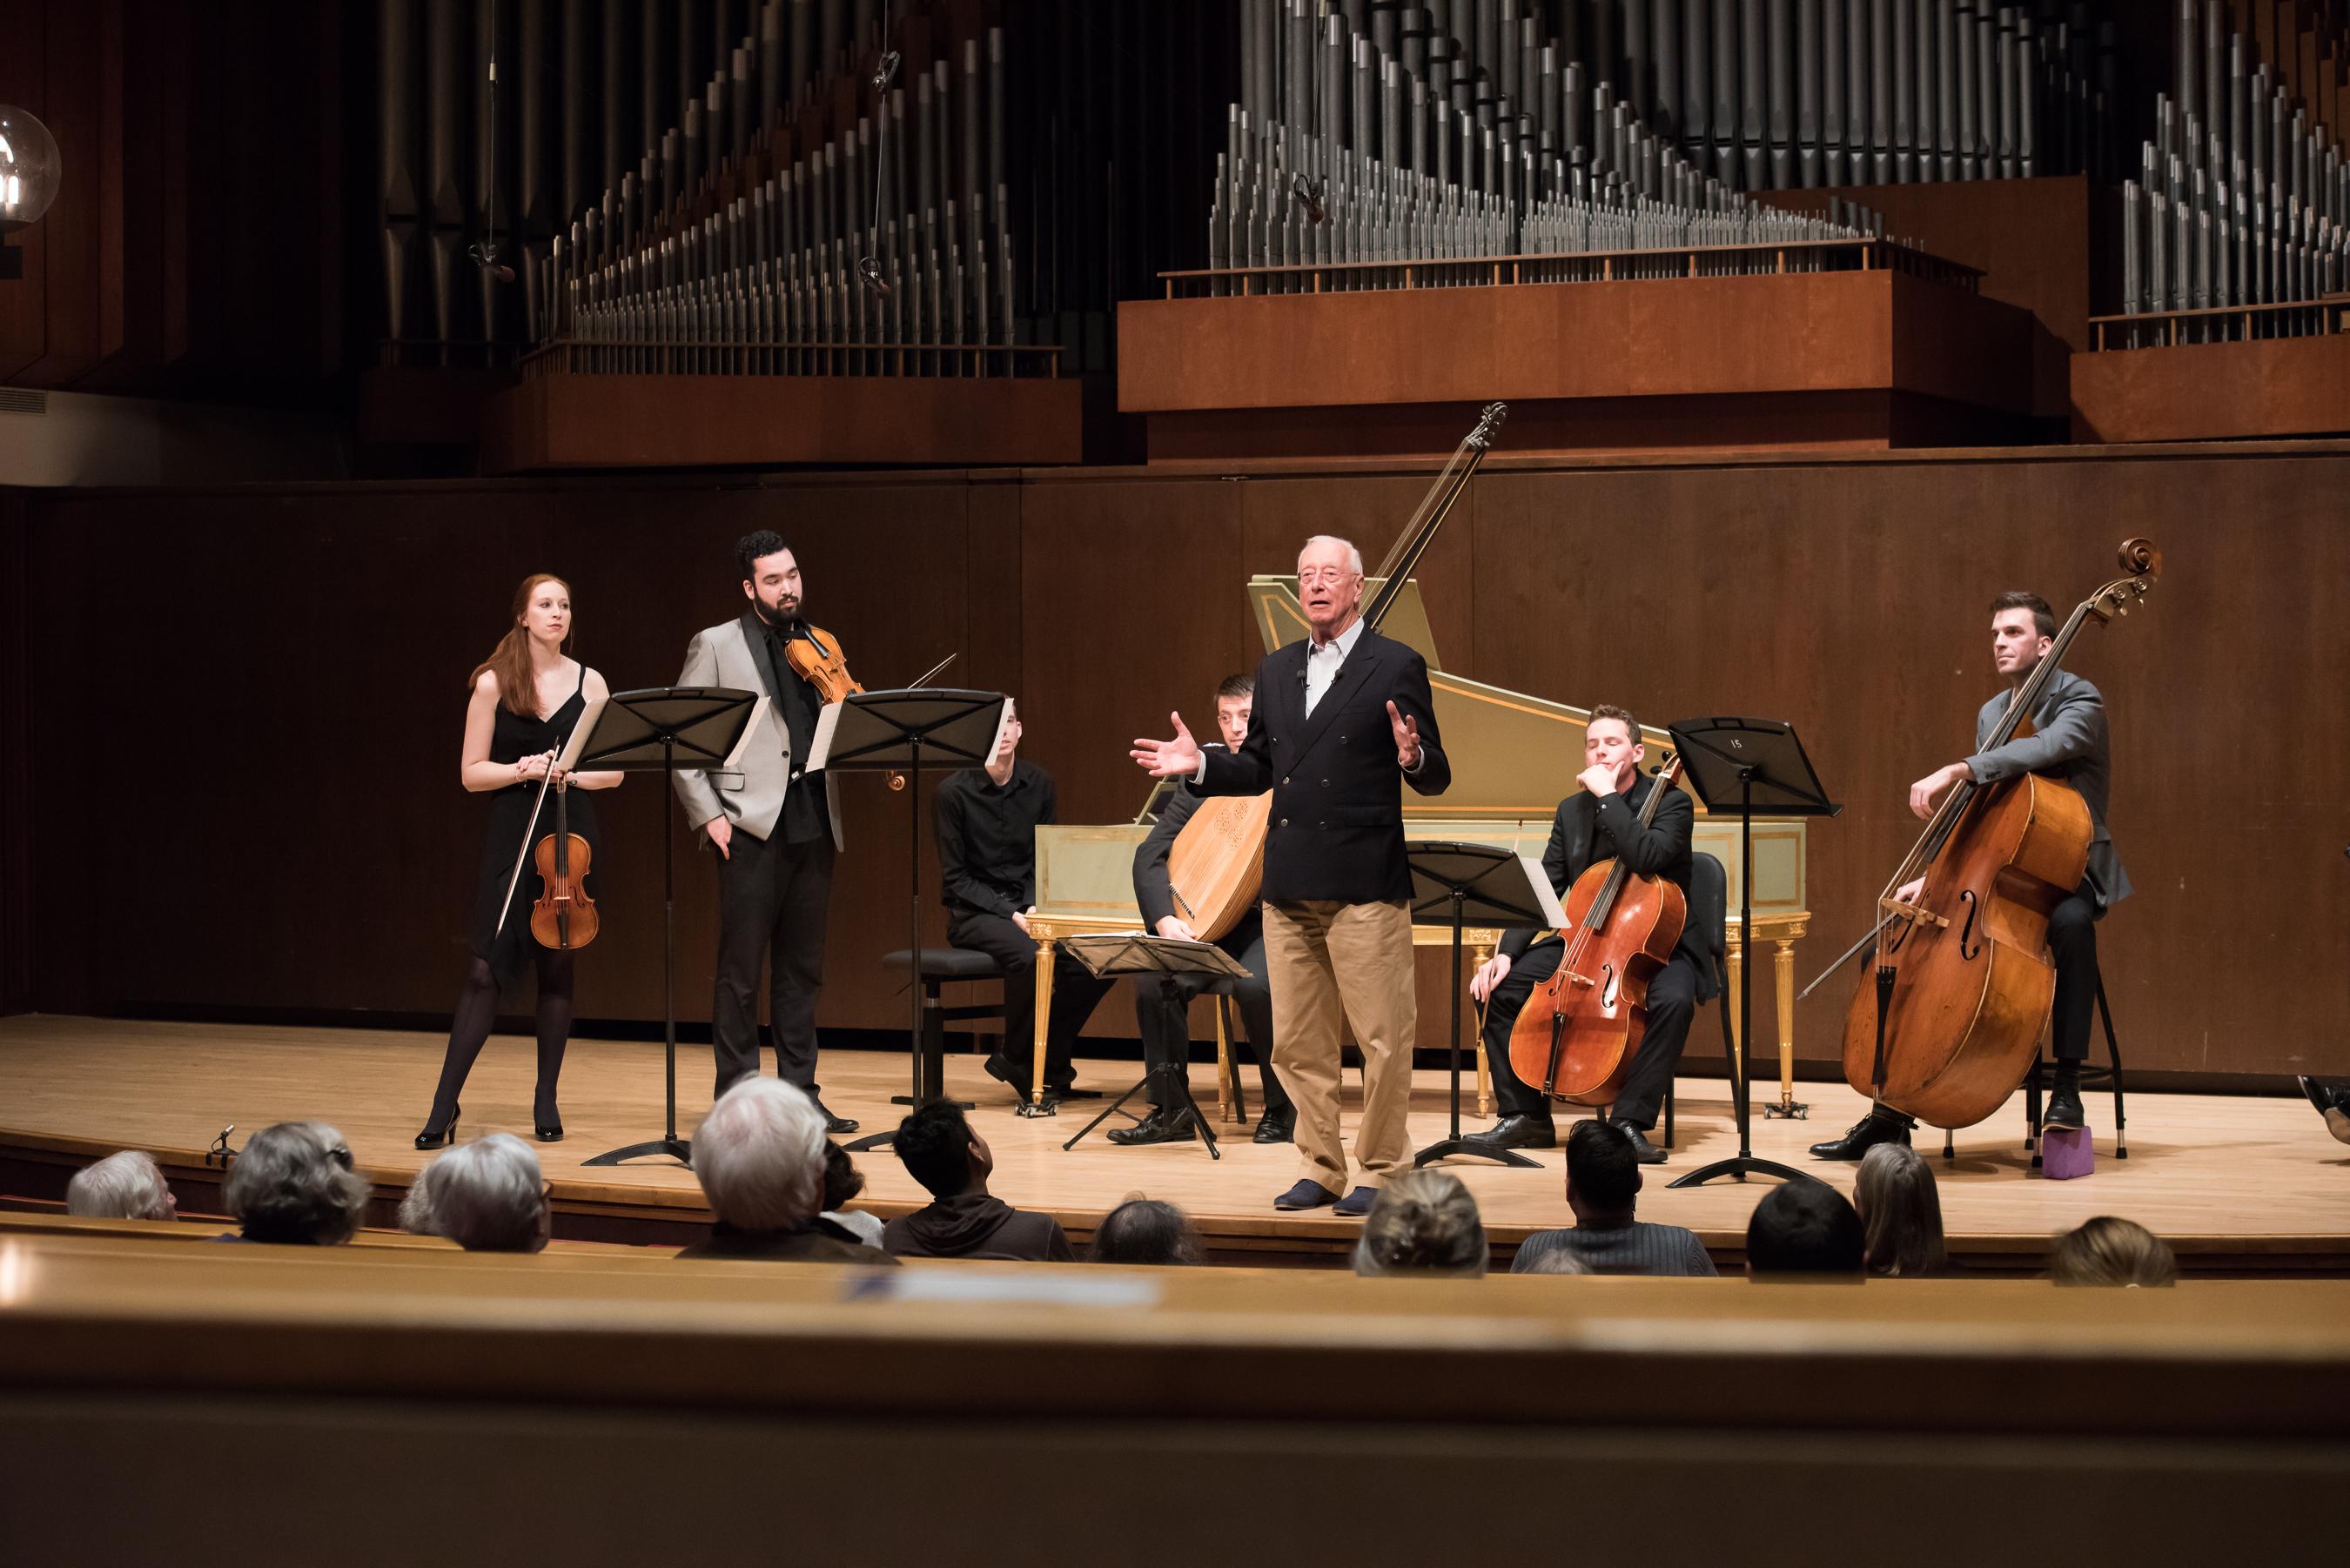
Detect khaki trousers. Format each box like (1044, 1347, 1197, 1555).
(1261, 897, 1416, 1193)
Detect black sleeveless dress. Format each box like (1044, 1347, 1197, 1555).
(468, 665, 601, 987)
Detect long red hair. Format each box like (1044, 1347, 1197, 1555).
(469, 573, 572, 716)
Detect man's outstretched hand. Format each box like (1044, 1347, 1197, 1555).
(1131, 712, 1204, 780)
(1387, 700, 1422, 770)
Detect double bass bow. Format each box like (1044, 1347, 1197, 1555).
(1829, 539, 2162, 1129)
(1164, 401, 1508, 939)
(1504, 756, 1688, 1107)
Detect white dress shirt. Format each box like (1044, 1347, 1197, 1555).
(1190, 616, 1413, 783)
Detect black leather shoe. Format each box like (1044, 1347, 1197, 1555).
(1333, 1185, 1379, 1217)
(1109, 1106, 1197, 1146)
(413, 1104, 459, 1151)
(811, 1096, 860, 1136)
(982, 1055, 1033, 1096)
(1252, 1108, 1295, 1145)
(1272, 1179, 1340, 1211)
(534, 1118, 564, 1143)
(2041, 1078, 2086, 1131)
(1467, 1114, 1555, 1150)
(1616, 1122, 1667, 1164)
(1810, 1109, 1910, 1161)
(2300, 1077, 2350, 1145)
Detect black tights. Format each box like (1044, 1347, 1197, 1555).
(423, 950, 574, 1129)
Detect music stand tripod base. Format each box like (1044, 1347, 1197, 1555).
(583, 1136, 693, 1169)
(1064, 1062, 1220, 1159)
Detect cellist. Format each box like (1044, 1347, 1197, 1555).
(673, 531, 857, 1134)
(1811, 591, 2132, 1161)
(1465, 707, 1703, 1165)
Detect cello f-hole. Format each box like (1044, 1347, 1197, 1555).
(1957, 889, 1981, 961)
(1599, 963, 1621, 1011)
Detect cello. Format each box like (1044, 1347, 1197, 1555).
(1504, 756, 1688, 1107)
(1837, 539, 2162, 1129)
(1165, 401, 1508, 939)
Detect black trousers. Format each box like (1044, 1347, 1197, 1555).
(2047, 887, 2103, 1063)
(1479, 939, 1699, 1130)
(1133, 924, 1287, 1113)
(711, 828, 836, 1098)
(949, 909, 1115, 1089)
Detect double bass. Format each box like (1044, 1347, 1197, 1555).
(1837, 539, 2161, 1129)
(1165, 402, 1508, 937)
(1504, 757, 1688, 1106)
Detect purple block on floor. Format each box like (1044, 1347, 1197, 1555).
(2041, 1124, 2094, 1179)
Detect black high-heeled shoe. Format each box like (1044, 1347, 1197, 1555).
(534, 1116, 564, 1142)
(413, 1104, 460, 1150)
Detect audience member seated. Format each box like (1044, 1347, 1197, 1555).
(2050, 1215, 2177, 1287)
(220, 1121, 371, 1246)
(821, 1140, 885, 1249)
(1088, 1196, 1202, 1265)
(1509, 1119, 1717, 1277)
(1744, 1181, 1865, 1278)
(1854, 1142, 1950, 1277)
(1353, 1169, 1487, 1279)
(883, 1102, 1075, 1261)
(432, 1134, 550, 1253)
(678, 1079, 897, 1264)
(1514, 1248, 1592, 1276)
(397, 1159, 446, 1236)
(64, 1149, 177, 1222)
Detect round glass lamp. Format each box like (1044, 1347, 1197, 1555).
(0, 106, 61, 231)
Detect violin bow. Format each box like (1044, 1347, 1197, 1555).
(493, 748, 561, 940)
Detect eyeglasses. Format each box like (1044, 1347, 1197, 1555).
(1298, 568, 1360, 588)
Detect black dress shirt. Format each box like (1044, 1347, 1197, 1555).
(746, 610, 829, 846)
(935, 757, 1055, 919)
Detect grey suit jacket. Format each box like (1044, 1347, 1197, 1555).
(1967, 666, 2129, 908)
(669, 616, 845, 850)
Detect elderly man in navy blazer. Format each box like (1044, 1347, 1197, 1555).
(1133, 535, 1450, 1215)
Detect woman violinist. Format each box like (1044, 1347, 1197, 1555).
(414, 573, 621, 1149)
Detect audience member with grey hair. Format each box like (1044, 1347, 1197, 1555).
(66, 1149, 177, 1222)
(220, 1121, 370, 1245)
(396, 1158, 446, 1236)
(1353, 1169, 1487, 1278)
(430, 1134, 550, 1253)
(677, 1079, 895, 1264)
(1514, 1247, 1593, 1276)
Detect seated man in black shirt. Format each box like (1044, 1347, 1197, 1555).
(935, 700, 1114, 1106)
(1114, 673, 1292, 1147)
(1467, 705, 1707, 1165)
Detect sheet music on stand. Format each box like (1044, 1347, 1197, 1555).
(1058, 934, 1254, 1159)
(1057, 933, 1256, 984)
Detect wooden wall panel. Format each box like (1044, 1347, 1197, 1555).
(11, 446, 2350, 1083)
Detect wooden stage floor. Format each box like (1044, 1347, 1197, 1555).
(3, 1015, 2346, 1270)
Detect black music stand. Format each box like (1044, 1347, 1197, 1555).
(1057, 934, 1256, 1160)
(577, 686, 762, 1169)
(810, 688, 1010, 1151)
(1663, 718, 1840, 1190)
(1408, 842, 1568, 1169)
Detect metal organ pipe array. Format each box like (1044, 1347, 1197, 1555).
(379, 0, 1058, 377)
(2116, 1, 2349, 344)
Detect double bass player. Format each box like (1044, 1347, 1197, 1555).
(1811, 590, 2132, 1160)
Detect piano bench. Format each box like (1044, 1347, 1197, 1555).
(879, 948, 1012, 1092)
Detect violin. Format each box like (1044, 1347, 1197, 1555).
(782, 622, 863, 703)
(1835, 539, 2161, 1129)
(781, 622, 903, 790)
(530, 773, 599, 949)
(1504, 755, 1688, 1107)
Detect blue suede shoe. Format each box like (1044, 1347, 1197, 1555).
(1333, 1185, 1379, 1218)
(1272, 1179, 1340, 1211)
